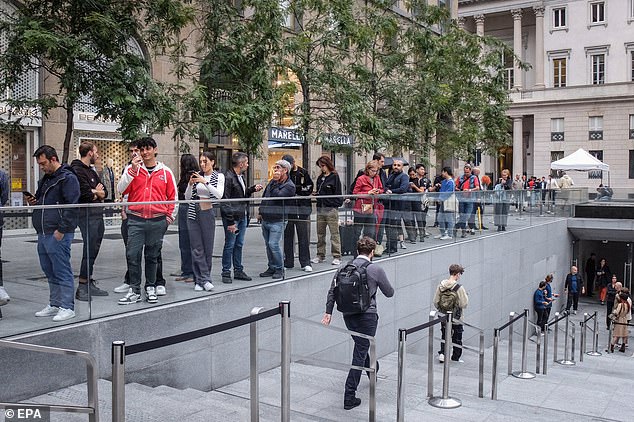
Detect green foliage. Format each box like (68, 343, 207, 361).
(0, 0, 193, 162)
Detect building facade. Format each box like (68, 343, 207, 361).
(459, 0, 634, 188)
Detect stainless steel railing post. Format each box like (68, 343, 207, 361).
(369, 337, 377, 422)
(250, 307, 264, 422)
(507, 312, 515, 375)
(580, 316, 586, 362)
(396, 329, 407, 422)
(512, 310, 535, 379)
(553, 312, 559, 363)
(571, 323, 576, 362)
(280, 301, 291, 422)
(557, 312, 574, 365)
(542, 327, 549, 376)
(535, 328, 541, 375)
(607, 320, 614, 354)
(111, 341, 125, 422)
(588, 311, 602, 356)
(429, 312, 461, 408)
(491, 329, 499, 400)
(478, 331, 485, 398)
(427, 311, 435, 398)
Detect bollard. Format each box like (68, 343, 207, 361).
(429, 312, 461, 408)
(368, 334, 377, 422)
(427, 311, 435, 398)
(250, 307, 264, 422)
(280, 301, 291, 422)
(580, 318, 585, 362)
(535, 330, 541, 374)
(396, 329, 406, 422)
(491, 329, 499, 400)
(512, 310, 535, 379)
(571, 323, 576, 362)
(507, 312, 515, 376)
(111, 341, 125, 422)
(557, 312, 575, 365)
(587, 311, 602, 356)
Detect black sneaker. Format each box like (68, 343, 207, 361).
(234, 271, 252, 281)
(259, 268, 275, 277)
(272, 271, 284, 280)
(75, 281, 109, 301)
(344, 398, 361, 410)
(88, 280, 109, 296)
(221, 273, 233, 284)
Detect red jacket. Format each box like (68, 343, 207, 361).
(352, 174, 383, 213)
(117, 162, 177, 223)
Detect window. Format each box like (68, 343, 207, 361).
(280, 0, 300, 31)
(553, 58, 567, 87)
(589, 116, 603, 140)
(631, 50, 634, 82)
(502, 51, 514, 89)
(553, 7, 566, 28)
(551, 118, 564, 141)
(591, 54, 605, 84)
(630, 150, 634, 179)
(551, 151, 564, 176)
(588, 150, 603, 179)
(630, 114, 634, 139)
(590, 2, 605, 24)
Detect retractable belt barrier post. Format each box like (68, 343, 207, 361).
(429, 311, 462, 409)
(112, 341, 125, 422)
(556, 311, 575, 366)
(512, 309, 536, 379)
(587, 311, 602, 357)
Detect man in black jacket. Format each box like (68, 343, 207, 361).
(70, 141, 109, 301)
(564, 266, 583, 314)
(258, 159, 295, 280)
(220, 152, 263, 284)
(322, 236, 394, 410)
(384, 160, 410, 253)
(281, 155, 313, 272)
(27, 145, 80, 322)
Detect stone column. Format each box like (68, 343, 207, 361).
(511, 8, 523, 90)
(533, 6, 545, 88)
(512, 117, 524, 178)
(474, 14, 485, 37)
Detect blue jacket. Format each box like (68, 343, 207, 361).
(32, 164, 80, 234)
(534, 289, 547, 310)
(385, 171, 410, 210)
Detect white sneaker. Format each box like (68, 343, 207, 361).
(451, 358, 465, 363)
(303, 265, 313, 272)
(156, 286, 166, 296)
(146, 287, 158, 303)
(203, 282, 214, 291)
(438, 353, 445, 363)
(433, 234, 442, 239)
(332, 258, 342, 266)
(399, 241, 407, 249)
(114, 283, 130, 293)
(572, 310, 577, 315)
(0, 286, 10, 306)
(194, 284, 203, 291)
(52, 308, 75, 322)
(439, 235, 452, 240)
(118, 289, 141, 305)
(35, 305, 59, 317)
(311, 257, 324, 264)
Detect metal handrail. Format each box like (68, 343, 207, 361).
(0, 340, 99, 422)
(580, 311, 601, 360)
(112, 302, 289, 422)
(292, 315, 377, 422)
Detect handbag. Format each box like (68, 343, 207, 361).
(361, 201, 374, 214)
(443, 193, 458, 213)
(374, 243, 384, 257)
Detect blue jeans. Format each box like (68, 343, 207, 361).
(457, 201, 475, 230)
(439, 210, 455, 236)
(38, 233, 75, 310)
(343, 312, 379, 401)
(261, 220, 285, 271)
(222, 216, 248, 274)
(177, 203, 194, 277)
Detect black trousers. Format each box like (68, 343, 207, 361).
(585, 272, 595, 296)
(343, 312, 378, 402)
(439, 322, 464, 360)
(535, 308, 547, 332)
(566, 291, 580, 311)
(283, 215, 311, 268)
(121, 218, 164, 285)
(78, 214, 105, 280)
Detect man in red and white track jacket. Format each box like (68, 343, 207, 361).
(116, 137, 177, 305)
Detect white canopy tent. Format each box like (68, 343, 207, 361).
(550, 148, 610, 185)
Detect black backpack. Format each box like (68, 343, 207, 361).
(334, 260, 373, 314)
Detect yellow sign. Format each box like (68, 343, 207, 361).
(11, 178, 22, 190)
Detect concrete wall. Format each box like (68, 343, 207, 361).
(0, 219, 572, 402)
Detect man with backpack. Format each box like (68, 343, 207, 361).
(433, 264, 469, 363)
(322, 236, 394, 410)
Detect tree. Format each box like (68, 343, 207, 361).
(0, 0, 192, 162)
(170, 0, 287, 155)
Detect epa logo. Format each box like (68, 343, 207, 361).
(4, 407, 50, 421)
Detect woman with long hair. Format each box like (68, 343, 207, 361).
(352, 160, 383, 241)
(597, 258, 612, 305)
(312, 156, 343, 265)
(174, 154, 199, 283)
(185, 151, 225, 291)
(608, 292, 630, 353)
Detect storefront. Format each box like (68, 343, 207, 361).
(321, 133, 354, 194)
(267, 126, 305, 179)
